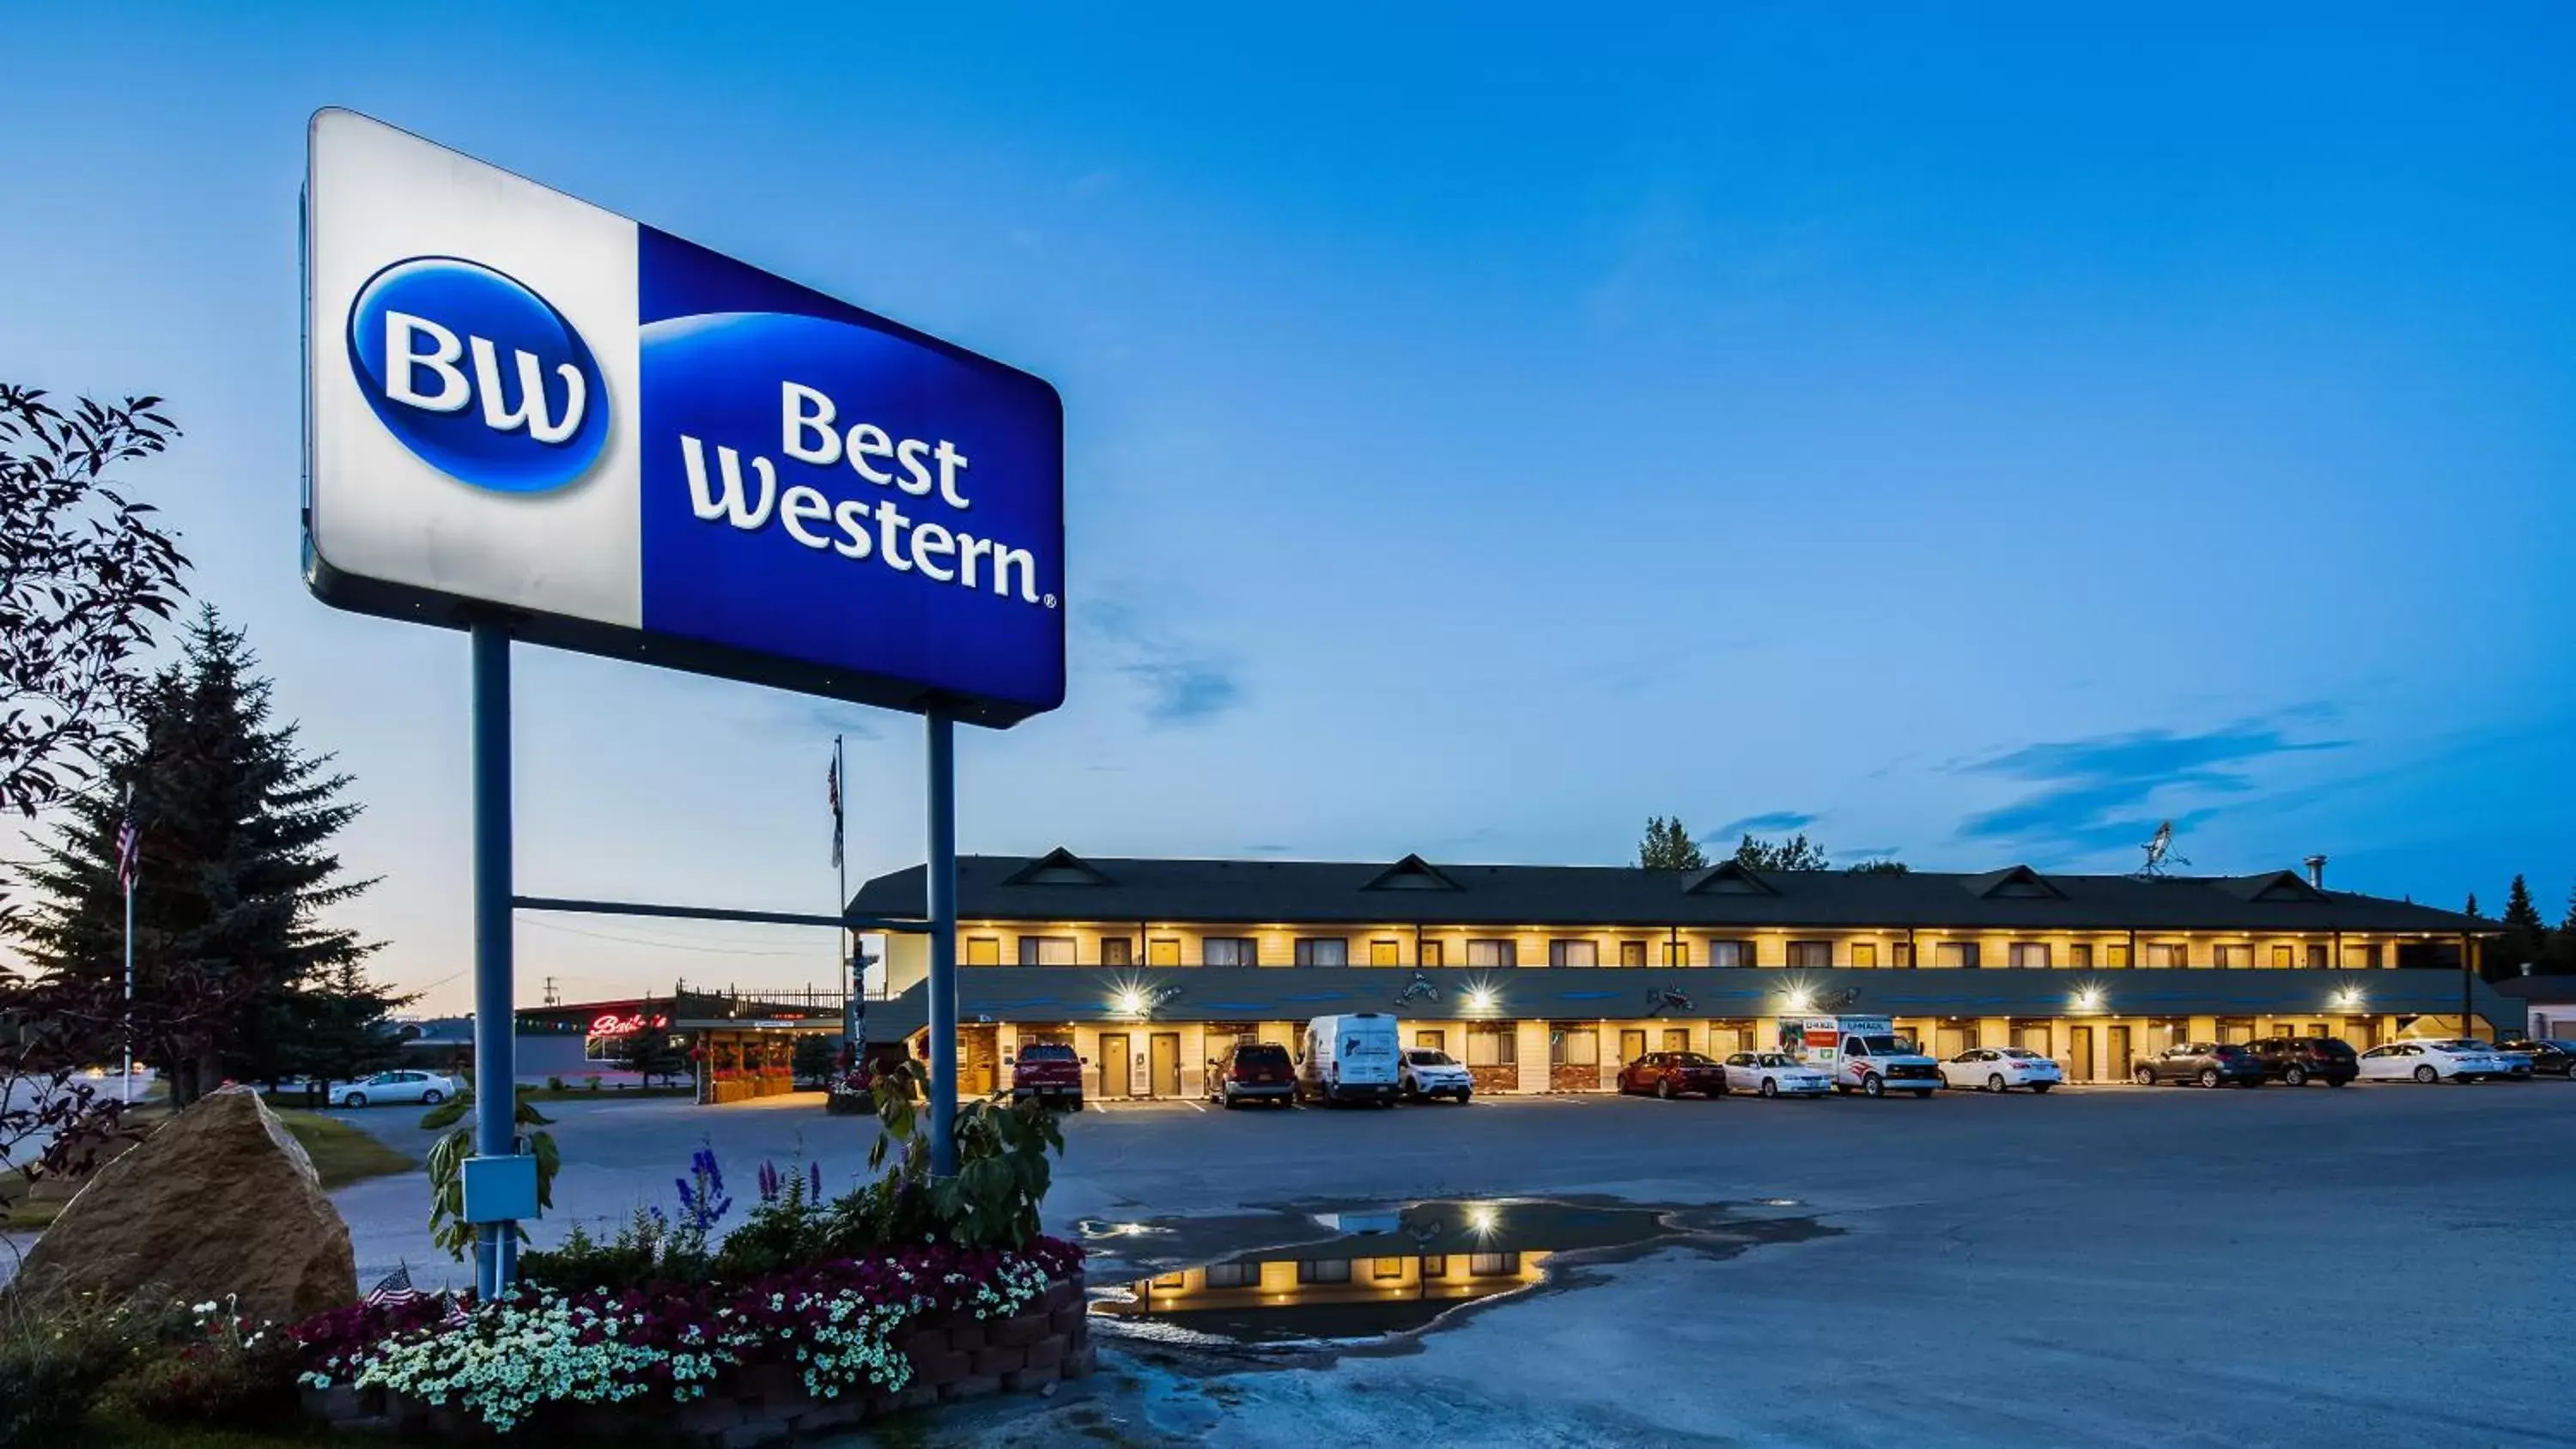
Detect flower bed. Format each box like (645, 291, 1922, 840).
(294, 1240, 1089, 1442)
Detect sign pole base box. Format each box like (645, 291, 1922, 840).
(304, 109, 1065, 727)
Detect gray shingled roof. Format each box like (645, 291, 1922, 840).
(848, 852, 2492, 934)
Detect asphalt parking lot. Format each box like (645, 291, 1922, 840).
(294, 1078, 2576, 1447)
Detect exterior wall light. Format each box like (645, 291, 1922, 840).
(1783, 988, 1815, 1015)
(2331, 986, 2365, 1012)
(1464, 1203, 1501, 1237)
(1114, 986, 1147, 1018)
(1463, 979, 1500, 1014)
(2073, 986, 2105, 1013)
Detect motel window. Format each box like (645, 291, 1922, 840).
(1708, 938, 1755, 968)
(1204, 1262, 1259, 1289)
(1466, 938, 1517, 968)
(1850, 943, 1879, 968)
(1373, 1258, 1406, 1282)
(965, 937, 1002, 967)
(1420, 940, 1445, 967)
(2069, 943, 2093, 968)
(1102, 937, 1133, 967)
(1369, 939, 1400, 966)
(1787, 941, 1832, 968)
(1467, 1026, 1516, 1067)
(1467, 1252, 1521, 1277)
(1551, 1028, 1599, 1067)
(1203, 937, 1259, 967)
(1294, 937, 1349, 967)
(1620, 940, 1648, 967)
(1547, 939, 1599, 967)
(2215, 944, 2252, 970)
(2307, 943, 2329, 969)
(1018, 936, 1076, 967)
(2008, 943, 2049, 969)
(2145, 942, 2186, 968)
(2105, 942, 2132, 968)
(1297, 1260, 1352, 1285)
(2343, 943, 2380, 969)
(1420, 1255, 1448, 1279)
(1151, 1272, 1187, 1290)
(1935, 941, 1981, 969)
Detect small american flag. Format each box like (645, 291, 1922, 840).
(364, 1264, 423, 1309)
(115, 809, 139, 894)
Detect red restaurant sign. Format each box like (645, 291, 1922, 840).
(588, 1011, 670, 1039)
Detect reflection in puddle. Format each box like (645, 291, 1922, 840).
(1089, 1197, 1806, 1358)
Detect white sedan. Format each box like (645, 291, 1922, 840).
(1940, 1047, 2064, 1094)
(1721, 1052, 1832, 1098)
(2356, 1040, 2508, 1083)
(331, 1070, 459, 1107)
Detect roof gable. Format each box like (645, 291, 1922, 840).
(1965, 865, 2063, 900)
(1362, 853, 1461, 892)
(1002, 847, 1115, 888)
(2215, 870, 2328, 904)
(1685, 861, 1778, 896)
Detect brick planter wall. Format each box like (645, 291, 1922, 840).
(1466, 1064, 1516, 1095)
(1550, 1062, 1597, 1092)
(302, 1271, 1093, 1446)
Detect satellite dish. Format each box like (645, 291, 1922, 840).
(2137, 821, 2190, 877)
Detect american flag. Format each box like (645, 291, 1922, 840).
(364, 1264, 424, 1309)
(115, 809, 139, 894)
(827, 746, 844, 870)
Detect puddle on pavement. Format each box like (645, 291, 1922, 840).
(1082, 1196, 1828, 1367)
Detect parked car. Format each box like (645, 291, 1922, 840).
(2245, 1036, 2359, 1088)
(2131, 1043, 2265, 1088)
(2457, 1040, 2534, 1079)
(1009, 1040, 1084, 1111)
(1398, 1047, 1473, 1103)
(331, 1070, 457, 1108)
(2355, 1040, 2509, 1083)
(1616, 1052, 1728, 1099)
(1207, 1041, 1297, 1108)
(2494, 1039, 2576, 1076)
(1940, 1046, 2063, 1094)
(1720, 1051, 1832, 1098)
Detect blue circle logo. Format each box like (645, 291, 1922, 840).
(346, 257, 608, 493)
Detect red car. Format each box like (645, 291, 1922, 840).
(1617, 1051, 1728, 1099)
(1009, 1040, 1084, 1111)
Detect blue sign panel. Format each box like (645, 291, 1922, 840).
(307, 110, 1066, 725)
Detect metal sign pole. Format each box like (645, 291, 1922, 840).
(925, 712, 958, 1176)
(470, 622, 517, 1295)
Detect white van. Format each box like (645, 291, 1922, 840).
(1297, 1013, 1403, 1106)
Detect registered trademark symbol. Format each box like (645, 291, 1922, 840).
(1044, 594, 1059, 609)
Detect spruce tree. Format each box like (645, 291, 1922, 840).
(11, 607, 383, 1103)
(2494, 874, 2547, 981)
(1637, 815, 1707, 870)
(2549, 882, 2576, 977)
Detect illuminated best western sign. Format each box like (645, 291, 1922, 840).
(303, 110, 1066, 724)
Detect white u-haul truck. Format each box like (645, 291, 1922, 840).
(1777, 1016, 1944, 1098)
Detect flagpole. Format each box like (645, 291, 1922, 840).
(121, 870, 134, 1106)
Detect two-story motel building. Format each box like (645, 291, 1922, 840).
(850, 850, 2512, 1101)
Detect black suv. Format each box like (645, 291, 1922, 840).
(2245, 1036, 2359, 1087)
(2494, 1040, 2576, 1077)
(2132, 1042, 2266, 1088)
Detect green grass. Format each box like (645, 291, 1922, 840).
(270, 1110, 416, 1187)
(71, 1408, 325, 1448)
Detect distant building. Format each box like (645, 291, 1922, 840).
(851, 849, 2511, 1100)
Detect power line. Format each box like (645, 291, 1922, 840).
(518, 917, 813, 956)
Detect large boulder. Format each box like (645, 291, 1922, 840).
(9, 1085, 359, 1325)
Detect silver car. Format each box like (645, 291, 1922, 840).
(331, 1070, 459, 1107)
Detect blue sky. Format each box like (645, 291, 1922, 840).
(6, 3, 2572, 1012)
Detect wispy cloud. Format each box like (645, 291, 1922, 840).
(1954, 711, 2348, 861)
(1088, 602, 1247, 728)
(1717, 810, 1818, 837)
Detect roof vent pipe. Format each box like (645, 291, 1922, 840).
(2303, 855, 2327, 890)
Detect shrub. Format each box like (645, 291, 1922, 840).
(0, 1297, 144, 1446)
(546, 1075, 566, 1092)
(857, 1058, 1061, 1251)
(584, 1075, 602, 1093)
(121, 1299, 301, 1432)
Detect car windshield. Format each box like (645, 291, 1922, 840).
(1857, 1035, 1909, 1054)
(1757, 1054, 1799, 1067)
(1018, 1044, 1075, 1062)
(1406, 1050, 1456, 1066)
